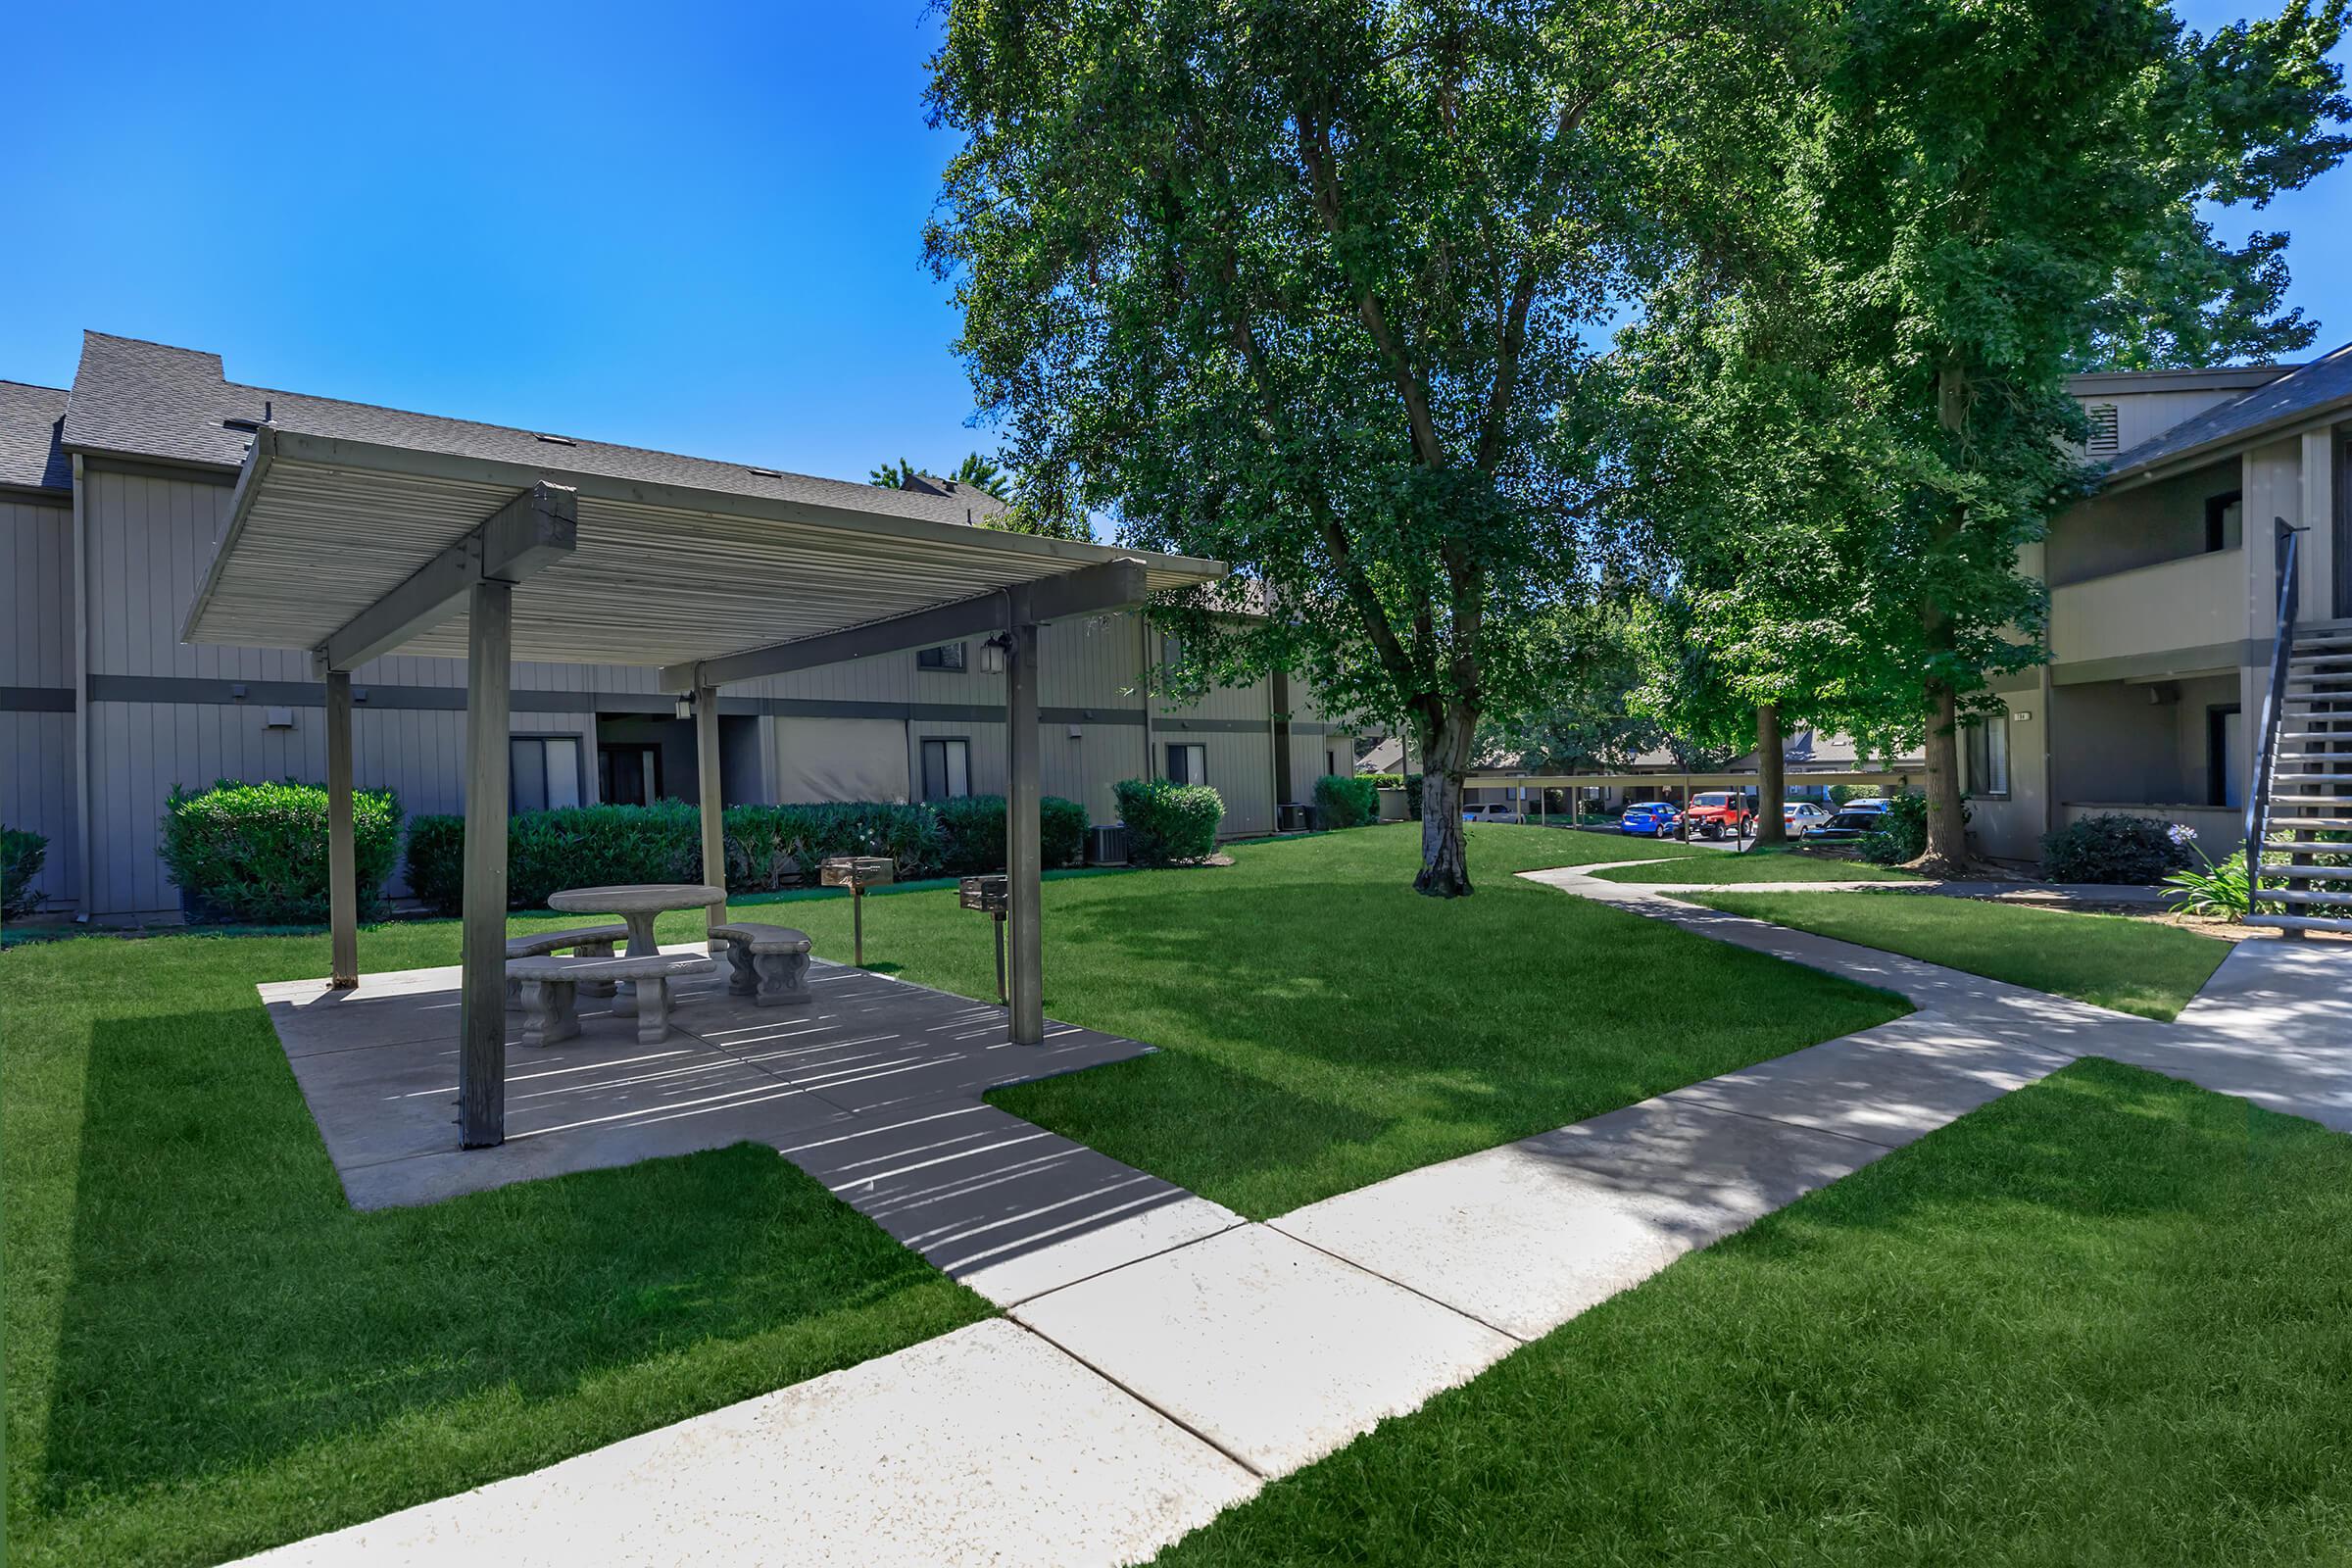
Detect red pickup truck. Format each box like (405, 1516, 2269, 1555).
(1683, 791, 1755, 840)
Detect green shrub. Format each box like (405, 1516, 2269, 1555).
(1858, 793, 1936, 866)
(162, 779, 403, 923)
(1404, 773, 1425, 820)
(2039, 812, 2197, 884)
(2163, 846, 2251, 920)
(1360, 772, 1405, 791)
(404, 795, 1093, 913)
(1312, 773, 1380, 829)
(1115, 777, 1224, 865)
(3, 826, 49, 920)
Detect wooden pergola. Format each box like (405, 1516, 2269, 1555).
(180, 424, 1225, 1148)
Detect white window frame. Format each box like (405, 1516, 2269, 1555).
(1963, 714, 2011, 799)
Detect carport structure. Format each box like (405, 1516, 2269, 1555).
(181, 424, 1224, 1148)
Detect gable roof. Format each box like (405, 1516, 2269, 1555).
(2105, 339, 2352, 482)
(58, 331, 1013, 529)
(0, 380, 72, 494)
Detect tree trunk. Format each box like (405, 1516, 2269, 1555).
(1752, 703, 1787, 848)
(1414, 707, 1478, 897)
(1917, 678, 1970, 874)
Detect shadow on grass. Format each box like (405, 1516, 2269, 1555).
(991, 866, 1911, 1214)
(39, 1008, 980, 1507)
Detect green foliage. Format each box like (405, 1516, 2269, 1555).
(2040, 814, 2198, 886)
(2164, 848, 2251, 921)
(1311, 774, 1380, 829)
(1114, 778, 1224, 866)
(1403, 773, 1425, 820)
(161, 779, 403, 923)
(925, 0, 1796, 892)
(867, 452, 1012, 501)
(406, 798, 1092, 914)
(1858, 793, 1937, 866)
(1359, 772, 1405, 791)
(3, 825, 49, 919)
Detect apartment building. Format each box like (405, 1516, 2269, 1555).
(1, 332, 1355, 921)
(1966, 344, 2352, 860)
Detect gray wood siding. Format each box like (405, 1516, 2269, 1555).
(3, 711, 77, 906)
(4, 495, 74, 689)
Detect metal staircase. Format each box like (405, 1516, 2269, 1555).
(2245, 523, 2352, 936)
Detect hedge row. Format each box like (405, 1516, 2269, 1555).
(1114, 778, 1223, 864)
(405, 796, 1090, 914)
(1312, 773, 1381, 828)
(161, 780, 405, 924)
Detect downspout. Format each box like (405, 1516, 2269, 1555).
(71, 453, 92, 923)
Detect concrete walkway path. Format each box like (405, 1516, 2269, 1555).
(242, 869, 2352, 1568)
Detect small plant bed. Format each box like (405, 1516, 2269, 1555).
(1152, 1060, 2352, 1567)
(2, 932, 990, 1567)
(1592, 849, 1923, 885)
(1691, 888, 2230, 1020)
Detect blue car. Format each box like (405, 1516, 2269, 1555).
(1618, 802, 1682, 838)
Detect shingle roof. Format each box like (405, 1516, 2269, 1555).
(0, 380, 72, 493)
(58, 330, 1013, 529)
(2106, 339, 2352, 480)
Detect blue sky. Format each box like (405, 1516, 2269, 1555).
(3, 0, 2345, 493)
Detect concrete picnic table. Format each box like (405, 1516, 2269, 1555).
(545, 883, 724, 1014)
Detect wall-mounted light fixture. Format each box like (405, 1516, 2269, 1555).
(675, 695, 695, 720)
(978, 633, 1011, 674)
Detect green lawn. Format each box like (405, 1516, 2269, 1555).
(1691, 889, 2230, 1020)
(1, 931, 991, 1568)
(1592, 848, 1923, 884)
(1155, 1059, 2352, 1566)
(915, 824, 1900, 1217)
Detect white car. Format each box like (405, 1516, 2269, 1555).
(1461, 803, 1523, 824)
(1783, 802, 1835, 837)
(1838, 798, 1895, 816)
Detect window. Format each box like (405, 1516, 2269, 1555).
(511, 736, 582, 813)
(2204, 490, 2243, 554)
(916, 642, 967, 672)
(598, 743, 661, 808)
(2085, 403, 2120, 455)
(1160, 633, 1183, 669)
(921, 737, 971, 800)
(1325, 749, 1338, 776)
(1962, 714, 2011, 798)
(1166, 742, 1207, 785)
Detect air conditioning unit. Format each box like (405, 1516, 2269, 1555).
(1086, 824, 1129, 865)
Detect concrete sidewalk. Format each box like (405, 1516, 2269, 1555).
(241, 871, 2352, 1568)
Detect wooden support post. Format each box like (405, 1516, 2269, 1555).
(696, 684, 725, 948)
(1005, 593, 1045, 1046)
(325, 669, 360, 988)
(458, 580, 513, 1149)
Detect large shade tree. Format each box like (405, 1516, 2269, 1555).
(1661, 0, 2350, 873)
(925, 0, 1792, 894)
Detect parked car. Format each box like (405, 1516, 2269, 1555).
(1461, 802, 1522, 824)
(1783, 801, 1834, 837)
(1684, 790, 1755, 840)
(1837, 798, 1894, 816)
(1618, 801, 1682, 838)
(1808, 808, 1886, 841)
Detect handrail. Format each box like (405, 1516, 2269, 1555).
(2243, 519, 2305, 895)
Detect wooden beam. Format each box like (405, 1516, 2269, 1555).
(313, 483, 577, 675)
(458, 580, 514, 1149)
(1004, 587, 1044, 1046)
(325, 670, 359, 988)
(696, 684, 725, 947)
(661, 559, 1151, 693)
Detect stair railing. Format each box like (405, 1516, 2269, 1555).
(2243, 519, 2305, 906)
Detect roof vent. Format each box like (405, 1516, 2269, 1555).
(222, 417, 262, 433)
(534, 433, 578, 447)
(2085, 404, 2120, 455)
(747, 466, 781, 477)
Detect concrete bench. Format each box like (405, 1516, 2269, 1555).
(507, 953, 716, 1048)
(709, 922, 814, 1007)
(504, 926, 631, 1005)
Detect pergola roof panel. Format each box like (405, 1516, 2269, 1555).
(181, 428, 1225, 672)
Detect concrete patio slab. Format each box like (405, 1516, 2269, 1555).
(1273, 1096, 1887, 1342)
(234, 1319, 1260, 1568)
(1012, 1223, 1516, 1476)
